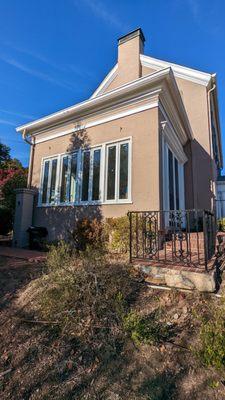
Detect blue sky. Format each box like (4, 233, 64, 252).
(0, 0, 225, 168)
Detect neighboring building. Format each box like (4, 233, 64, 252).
(216, 171, 225, 218)
(14, 28, 223, 246)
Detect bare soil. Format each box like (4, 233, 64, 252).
(0, 255, 225, 400)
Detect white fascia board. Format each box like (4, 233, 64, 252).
(141, 54, 212, 86)
(16, 67, 171, 133)
(90, 64, 118, 98)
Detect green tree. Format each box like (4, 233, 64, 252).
(0, 142, 10, 165)
(0, 142, 27, 234)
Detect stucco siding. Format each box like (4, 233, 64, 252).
(32, 107, 160, 241)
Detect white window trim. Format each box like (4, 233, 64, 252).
(104, 139, 132, 204)
(38, 137, 132, 207)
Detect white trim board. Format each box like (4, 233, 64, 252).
(90, 55, 212, 101)
(141, 55, 212, 87)
(34, 100, 158, 144)
(91, 64, 118, 98)
(16, 68, 176, 133)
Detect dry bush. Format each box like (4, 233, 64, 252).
(105, 216, 130, 254)
(35, 242, 141, 359)
(69, 218, 106, 252)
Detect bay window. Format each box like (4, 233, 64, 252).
(39, 138, 131, 206)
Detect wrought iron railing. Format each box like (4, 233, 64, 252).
(128, 210, 217, 271)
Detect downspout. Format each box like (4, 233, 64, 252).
(207, 81, 216, 211)
(22, 129, 35, 189)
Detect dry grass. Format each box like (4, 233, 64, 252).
(0, 252, 225, 399)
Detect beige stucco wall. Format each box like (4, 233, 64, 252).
(142, 65, 214, 210)
(32, 107, 160, 241)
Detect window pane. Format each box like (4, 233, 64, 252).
(92, 149, 101, 201)
(168, 149, 174, 210)
(119, 143, 129, 199)
(49, 159, 58, 203)
(107, 146, 116, 200)
(174, 158, 180, 210)
(60, 157, 69, 203)
(69, 153, 78, 202)
(42, 161, 49, 204)
(82, 151, 90, 201)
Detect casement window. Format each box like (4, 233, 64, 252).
(39, 138, 131, 206)
(41, 158, 58, 205)
(105, 141, 130, 202)
(81, 148, 101, 203)
(58, 153, 79, 204)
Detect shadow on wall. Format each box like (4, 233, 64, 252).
(32, 124, 103, 242)
(184, 139, 215, 211)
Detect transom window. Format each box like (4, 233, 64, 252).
(39, 139, 131, 206)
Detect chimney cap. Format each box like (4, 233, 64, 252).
(118, 28, 145, 45)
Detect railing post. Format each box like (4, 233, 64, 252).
(203, 210, 209, 272)
(128, 212, 132, 264)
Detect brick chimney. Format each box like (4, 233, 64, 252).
(117, 28, 145, 86)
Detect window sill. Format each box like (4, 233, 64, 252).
(37, 200, 133, 208)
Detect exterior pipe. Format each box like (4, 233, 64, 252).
(207, 82, 216, 212)
(22, 129, 35, 189)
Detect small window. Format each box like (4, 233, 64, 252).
(105, 141, 130, 202)
(119, 143, 129, 200)
(81, 151, 90, 201)
(69, 153, 78, 203)
(42, 161, 49, 204)
(60, 156, 69, 203)
(49, 159, 58, 203)
(107, 145, 116, 200)
(92, 149, 101, 201)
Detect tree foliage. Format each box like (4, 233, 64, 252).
(0, 141, 27, 234)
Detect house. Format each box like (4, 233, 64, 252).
(13, 28, 222, 247)
(216, 171, 225, 218)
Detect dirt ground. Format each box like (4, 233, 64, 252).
(0, 255, 225, 400)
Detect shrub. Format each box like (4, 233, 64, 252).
(218, 218, 225, 232)
(123, 310, 171, 345)
(106, 216, 130, 254)
(69, 218, 106, 252)
(36, 242, 141, 358)
(193, 299, 225, 370)
(0, 206, 13, 235)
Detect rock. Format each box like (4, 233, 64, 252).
(182, 306, 188, 314)
(173, 313, 179, 320)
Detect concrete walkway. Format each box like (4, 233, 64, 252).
(0, 246, 47, 263)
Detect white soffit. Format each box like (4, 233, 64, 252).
(141, 54, 211, 86)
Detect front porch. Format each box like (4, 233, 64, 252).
(128, 210, 223, 292)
